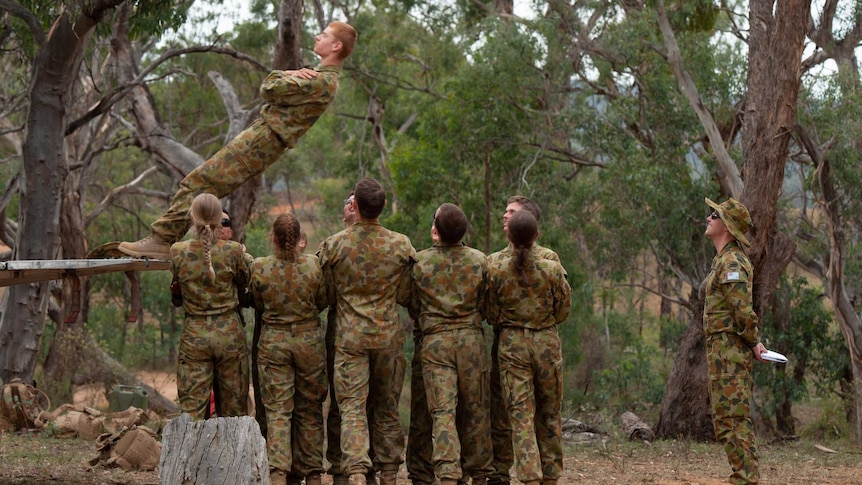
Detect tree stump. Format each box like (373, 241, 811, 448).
(159, 413, 270, 484)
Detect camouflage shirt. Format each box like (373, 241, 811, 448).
(487, 243, 561, 267)
(317, 220, 417, 349)
(250, 253, 327, 326)
(410, 243, 487, 335)
(703, 240, 760, 346)
(259, 65, 340, 149)
(170, 239, 251, 317)
(486, 252, 571, 329)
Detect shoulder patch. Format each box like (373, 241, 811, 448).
(726, 271, 741, 281)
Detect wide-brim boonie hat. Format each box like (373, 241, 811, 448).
(706, 197, 751, 247)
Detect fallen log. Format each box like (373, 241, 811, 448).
(620, 411, 655, 442)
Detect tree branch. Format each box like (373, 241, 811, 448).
(0, 0, 45, 45)
(656, 0, 742, 198)
(84, 166, 161, 227)
(65, 45, 268, 136)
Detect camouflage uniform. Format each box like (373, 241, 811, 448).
(411, 243, 493, 483)
(326, 307, 379, 481)
(251, 253, 328, 477)
(486, 250, 570, 483)
(152, 66, 340, 243)
(171, 239, 251, 419)
(703, 239, 760, 485)
(317, 221, 416, 477)
(486, 244, 559, 485)
(406, 325, 435, 485)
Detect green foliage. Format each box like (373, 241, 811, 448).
(584, 311, 667, 413)
(123, 0, 196, 39)
(801, 396, 852, 441)
(658, 315, 687, 353)
(564, 308, 669, 414)
(244, 214, 274, 259)
(87, 271, 180, 370)
(795, 73, 862, 295)
(755, 275, 849, 418)
(647, 0, 720, 33)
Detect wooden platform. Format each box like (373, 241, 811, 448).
(0, 258, 169, 287)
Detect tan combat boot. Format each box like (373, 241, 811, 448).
(270, 469, 287, 485)
(349, 473, 367, 485)
(379, 471, 398, 485)
(118, 235, 172, 260)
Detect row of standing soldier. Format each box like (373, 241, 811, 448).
(169, 183, 571, 485)
(116, 19, 575, 485)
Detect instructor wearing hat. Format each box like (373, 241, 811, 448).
(703, 197, 766, 485)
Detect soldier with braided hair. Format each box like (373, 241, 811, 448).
(486, 210, 571, 485)
(486, 195, 560, 485)
(170, 193, 251, 420)
(251, 213, 328, 485)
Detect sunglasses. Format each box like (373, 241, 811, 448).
(221, 218, 232, 228)
(709, 211, 720, 220)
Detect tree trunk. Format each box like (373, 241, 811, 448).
(653, 287, 714, 441)
(0, 3, 123, 385)
(655, 0, 809, 440)
(741, 0, 808, 312)
(274, 0, 304, 71)
(159, 414, 269, 485)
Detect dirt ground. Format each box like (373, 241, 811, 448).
(1, 429, 861, 485)
(1, 373, 857, 484)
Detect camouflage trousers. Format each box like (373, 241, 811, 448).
(422, 328, 493, 482)
(707, 333, 759, 485)
(334, 345, 406, 475)
(489, 325, 513, 484)
(498, 326, 563, 482)
(406, 328, 434, 484)
(258, 321, 327, 476)
(151, 119, 287, 242)
(177, 312, 249, 420)
(325, 316, 378, 476)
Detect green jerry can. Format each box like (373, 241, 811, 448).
(108, 385, 149, 412)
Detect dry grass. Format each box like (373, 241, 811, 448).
(1, 429, 860, 485)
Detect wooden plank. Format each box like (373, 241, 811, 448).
(0, 259, 169, 287)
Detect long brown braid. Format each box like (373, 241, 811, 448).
(272, 213, 301, 262)
(508, 210, 538, 287)
(189, 193, 223, 279)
